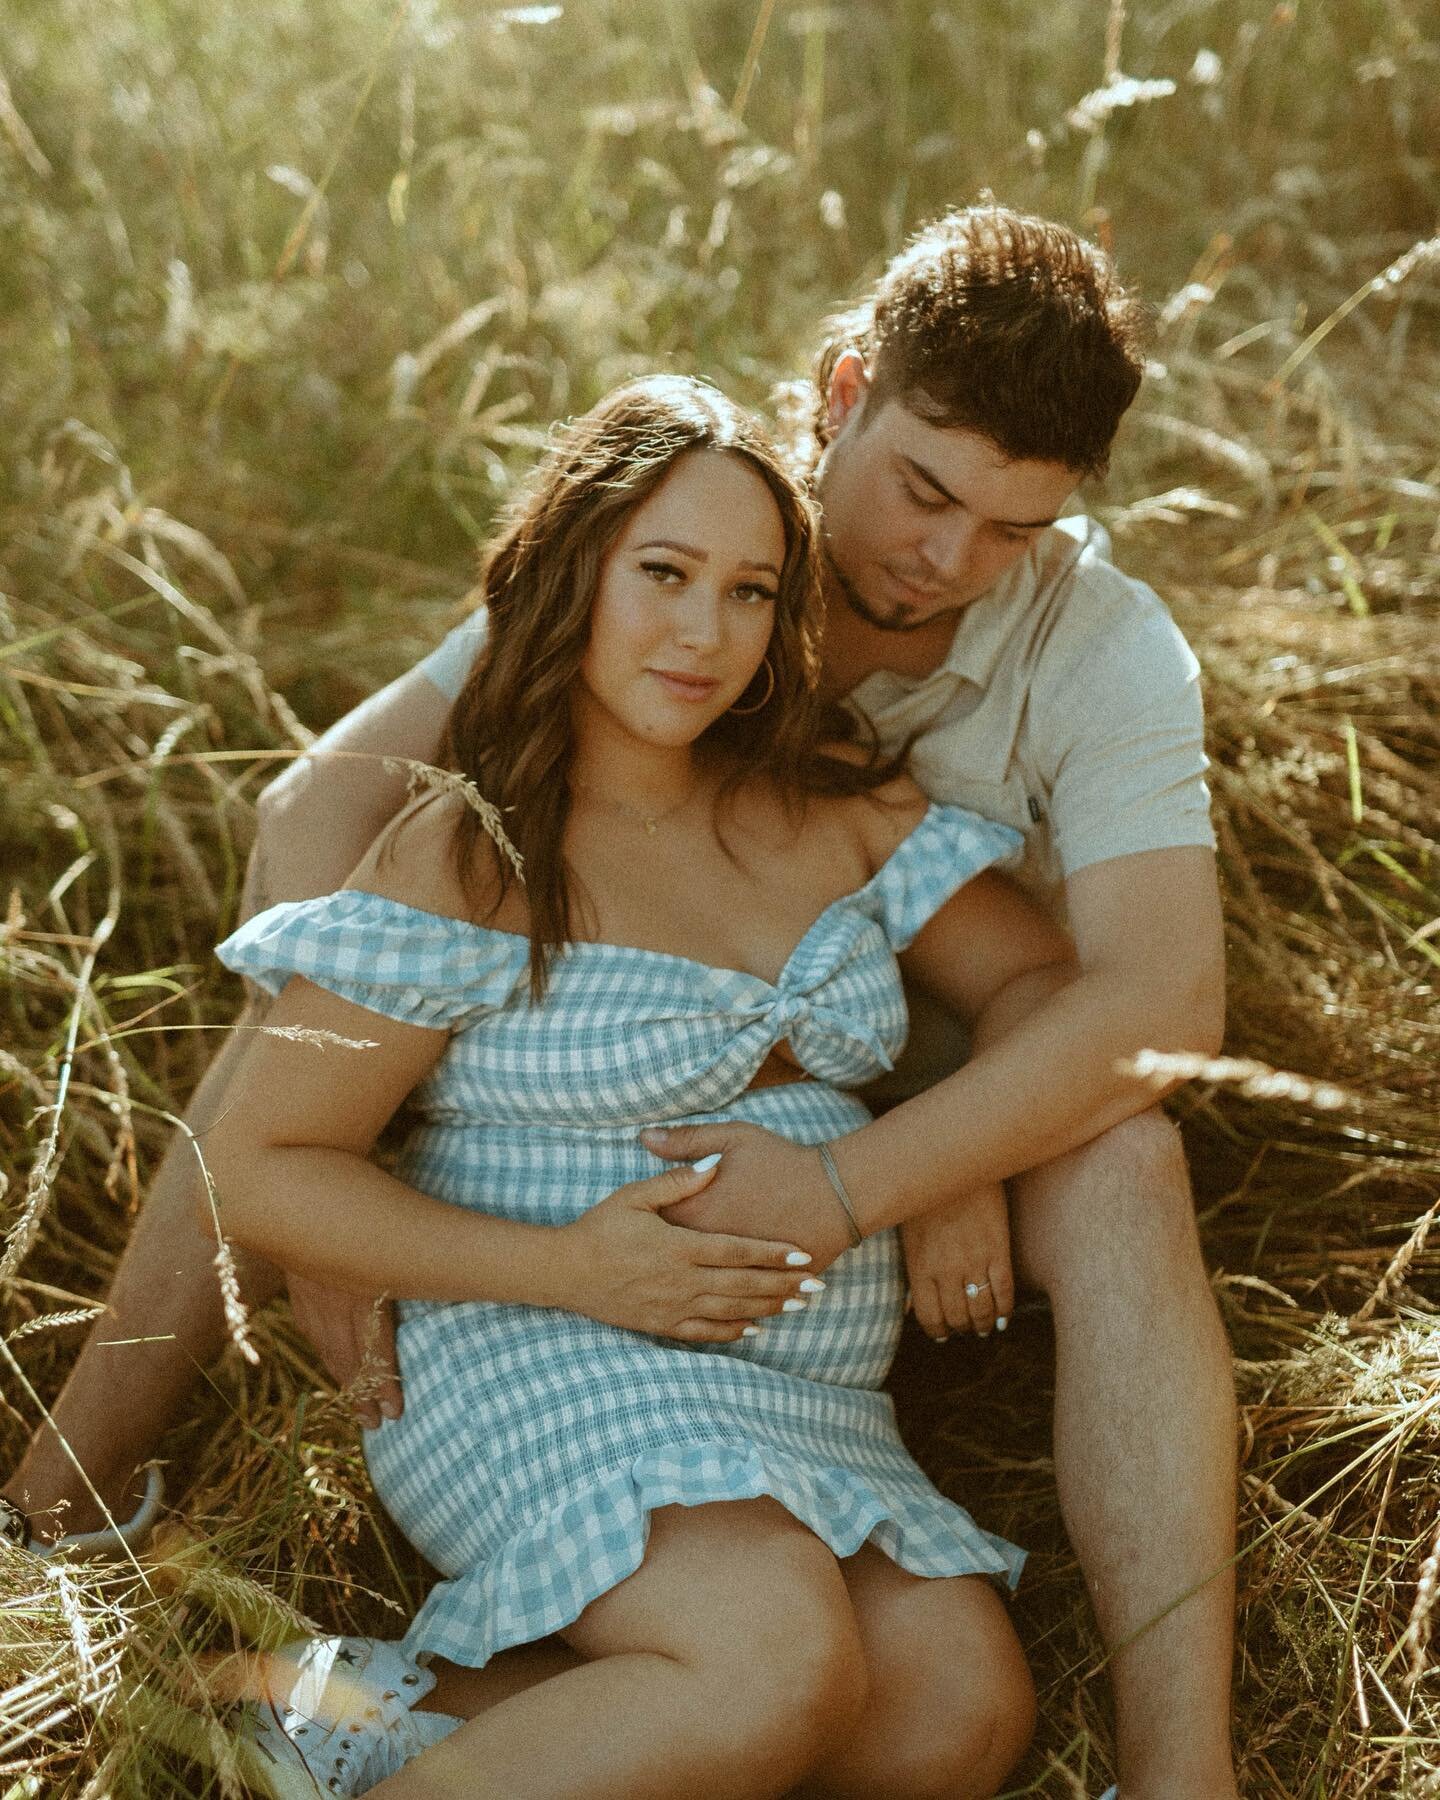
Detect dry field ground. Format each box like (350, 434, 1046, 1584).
(1, 2, 1438, 1793)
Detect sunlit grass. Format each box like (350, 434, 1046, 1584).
(2, 1, 1438, 1792)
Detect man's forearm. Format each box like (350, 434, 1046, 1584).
(841, 966, 1221, 1233)
(256, 755, 420, 904)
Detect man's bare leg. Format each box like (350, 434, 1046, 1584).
(1009, 1110, 1238, 1800)
(2, 1013, 283, 1540)
(5, 673, 456, 1541)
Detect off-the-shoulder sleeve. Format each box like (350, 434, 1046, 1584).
(215, 890, 528, 1030)
(860, 804, 1023, 951)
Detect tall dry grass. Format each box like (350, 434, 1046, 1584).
(2, 1, 1438, 1793)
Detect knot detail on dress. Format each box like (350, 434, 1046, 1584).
(773, 993, 810, 1030)
(730, 975, 895, 1079)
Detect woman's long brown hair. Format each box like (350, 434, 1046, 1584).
(440, 374, 899, 1000)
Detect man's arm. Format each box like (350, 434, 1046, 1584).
(1063, 841, 1226, 1096)
(836, 844, 1223, 1226)
(650, 846, 1223, 1259)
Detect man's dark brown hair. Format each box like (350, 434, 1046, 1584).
(813, 204, 1150, 476)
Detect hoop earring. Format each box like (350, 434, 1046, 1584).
(728, 656, 775, 716)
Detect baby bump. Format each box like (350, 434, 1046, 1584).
(388, 1217, 903, 1420)
(373, 1255, 903, 1560)
(398, 1079, 874, 1227)
(395, 1095, 899, 1385)
(711, 1226, 904, 1388)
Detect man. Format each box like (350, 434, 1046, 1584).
(4, 206, 1237, 1798)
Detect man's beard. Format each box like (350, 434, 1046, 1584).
(822, 540, 945, 635)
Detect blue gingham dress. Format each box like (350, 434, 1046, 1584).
(217, 802, 1025, 1669)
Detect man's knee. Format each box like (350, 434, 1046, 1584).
(1011, 1109, 1199, 1297)
(184, 997, 269, 1138)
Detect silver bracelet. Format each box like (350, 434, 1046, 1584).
(816, 1141, 863, 1248)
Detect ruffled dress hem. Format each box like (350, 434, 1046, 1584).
(399, 1439, 1024, 1671)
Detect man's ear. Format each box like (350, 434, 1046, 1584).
(826, 349, 870, 436)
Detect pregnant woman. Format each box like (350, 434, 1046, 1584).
(208, 375, 1073, 1799)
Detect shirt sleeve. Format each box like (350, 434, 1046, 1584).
(1032, 580, 1216, 879)
(216, 890, 527, 1030)
(414, 609, 490, 701)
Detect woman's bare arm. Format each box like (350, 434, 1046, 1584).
(232, 659, 460, 1410)
(206, 970, 816, 1332)
(208, 799, 818, 1333)
(205, 976, 564, 1300)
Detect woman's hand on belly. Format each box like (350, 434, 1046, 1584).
(549, 1157, 822, 1344)
(640, 1122, 856, 1271)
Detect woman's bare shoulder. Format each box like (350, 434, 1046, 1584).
(345, 789, 511, 924)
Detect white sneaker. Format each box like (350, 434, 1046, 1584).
(238, 1636, 461, 1797)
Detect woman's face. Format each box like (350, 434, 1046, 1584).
(577, 448, 784, 749)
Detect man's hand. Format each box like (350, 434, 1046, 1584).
(285, 1274, 402, 1430)
(641, 1122, 857, 1271)
(900, 1186, 1015, 1341)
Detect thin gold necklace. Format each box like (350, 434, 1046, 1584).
(574, 779, 701, 836)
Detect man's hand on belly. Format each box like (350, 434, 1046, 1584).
(641, 1122, 856, 1270)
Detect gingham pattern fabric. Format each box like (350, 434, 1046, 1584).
(218, 803, 1024, 1670)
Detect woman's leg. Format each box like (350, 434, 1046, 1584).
(369, 1496, 869, 1800)
(796, 1547, 1035, 1800)
(416, 1548, 1033, 1800)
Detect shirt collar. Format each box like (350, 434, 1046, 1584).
(936, 576, 1024, 688)
(843, 563, 1028, 713)
(845, 517, 1095, 705)
(937, 516, 1095, 687)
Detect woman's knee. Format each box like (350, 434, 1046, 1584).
(747, 1597, 870, 1776)
(895, 1637, 1036, 1799)
(835, 1573, 1035, 1800)
(696, 1516, 868, 1768)
(566, 1499, 868, 1775)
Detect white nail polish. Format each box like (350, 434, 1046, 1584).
(785, 1251, 812, 1266)
(782, 1298, 808, 1313)
(996, 1316, 1008, 1331)
(742, 1325, 761, 1338)
(799, 1278, 826, 1293)
(691, 1153, 722, 1172)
